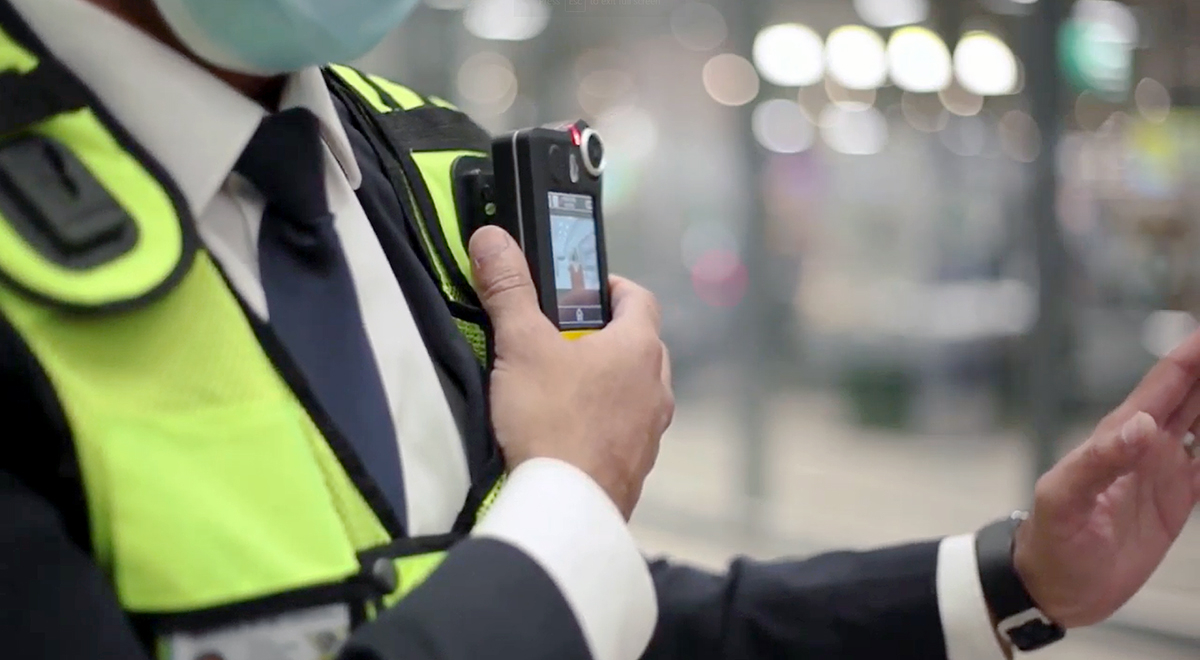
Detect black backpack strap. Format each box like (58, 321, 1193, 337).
(330, 69, 503, 487)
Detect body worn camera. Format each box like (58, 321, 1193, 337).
(459, 121, 611, 333)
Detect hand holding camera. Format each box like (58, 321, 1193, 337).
(464, 120, 673, 517)
(468, 226, 673, 519)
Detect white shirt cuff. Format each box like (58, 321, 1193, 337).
(937, 534, 1010, 660)
(472, 458, 658, 660)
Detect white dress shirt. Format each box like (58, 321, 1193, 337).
(11, 2, 1005, 660)
(11, 2, 655, 659)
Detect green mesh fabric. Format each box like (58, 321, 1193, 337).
(474, 475, 507, 524)
(454, 318, 488, 365)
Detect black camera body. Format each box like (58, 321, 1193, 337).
(461, 120, 611, 332)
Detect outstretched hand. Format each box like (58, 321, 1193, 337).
(1014, 330, 1200, 628)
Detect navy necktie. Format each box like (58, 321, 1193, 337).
(235, 108, 406, 525)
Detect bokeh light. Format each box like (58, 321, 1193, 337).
(457, 52, 518, 114)
(1134, 78, 1171, 123)
(796, 83, 827, 121)
(819, 105, 888, 155)
(938, 83, 984, 117)
(690, 249, 749, 308)
(953, 31, 1019, 96)
(853, 0, 929, 28)
(1142, 311, 1198, 358)
(825, 26, 888, 91)
(825, 77, 876, 110)
(703, 53, 761, 106)
(1073, 0, 1139, 44)
(577, 68, 636, 116)
(464, 0, 550, 41)
(887, 27, 951, 93)
(594, 105, 659, 163)
(752, 99, 815, 153)
(753, 23, 824, 88)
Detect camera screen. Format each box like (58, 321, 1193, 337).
(548, 191, 603, 328)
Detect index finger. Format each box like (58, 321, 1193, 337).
(1114, 328, 1200, 426)
(608, 275, 662, 334)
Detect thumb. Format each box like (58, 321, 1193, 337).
(469, 226, 541, 325)
(1043, 412, 1156, 514)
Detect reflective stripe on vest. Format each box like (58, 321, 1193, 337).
(327, 65, 494, 365)
(0, 5, 505, 645)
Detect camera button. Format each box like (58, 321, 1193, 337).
(549, 144, 571, 185)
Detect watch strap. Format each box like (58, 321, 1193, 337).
(975, 513, 1066, 652)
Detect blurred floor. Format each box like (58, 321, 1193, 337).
(630, 391, 1200, 659)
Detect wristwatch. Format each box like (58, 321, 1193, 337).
(975, 512, 1066, 652)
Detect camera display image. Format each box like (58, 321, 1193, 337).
(548, 191, 603, 328)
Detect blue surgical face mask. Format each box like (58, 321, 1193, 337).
(152, 0, 419, 75)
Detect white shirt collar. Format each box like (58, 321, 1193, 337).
(8, 0, 364, 219)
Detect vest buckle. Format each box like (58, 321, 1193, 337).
(0, 134, 137, 269)
(367, 557, 399, 596)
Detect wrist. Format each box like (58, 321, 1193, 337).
(550, 458, 635, 519)
(508, 455, 635, 520)
(1011, 519, 1082, 629)
(1011, 520, 1043, 613)
(976, 513, 1066, 653)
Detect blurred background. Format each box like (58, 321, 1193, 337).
(356, 0, 1199, 655)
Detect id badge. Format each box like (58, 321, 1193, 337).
(164, 603, 350, 660)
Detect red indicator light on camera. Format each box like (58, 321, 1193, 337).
(569, 125, 582, 146)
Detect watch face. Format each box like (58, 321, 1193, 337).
(1007, 620, 1067, 652)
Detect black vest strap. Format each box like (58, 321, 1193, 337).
(0, 0, 94, 135)
(330, 82, 506, 527)
(0, 60, 89, 136)
(374, 106, 492, 153)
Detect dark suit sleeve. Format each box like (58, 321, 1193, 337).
(0, 469, 157, 660)
(0, 307, 156, 660)
(644, 542, 947, 660)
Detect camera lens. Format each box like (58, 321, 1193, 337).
(586, 135, 604, 168)
(580, 128, 605, 178)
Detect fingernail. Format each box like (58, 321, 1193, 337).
(471, 228, 511, 268)
(1121, 411, 1157, 446)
